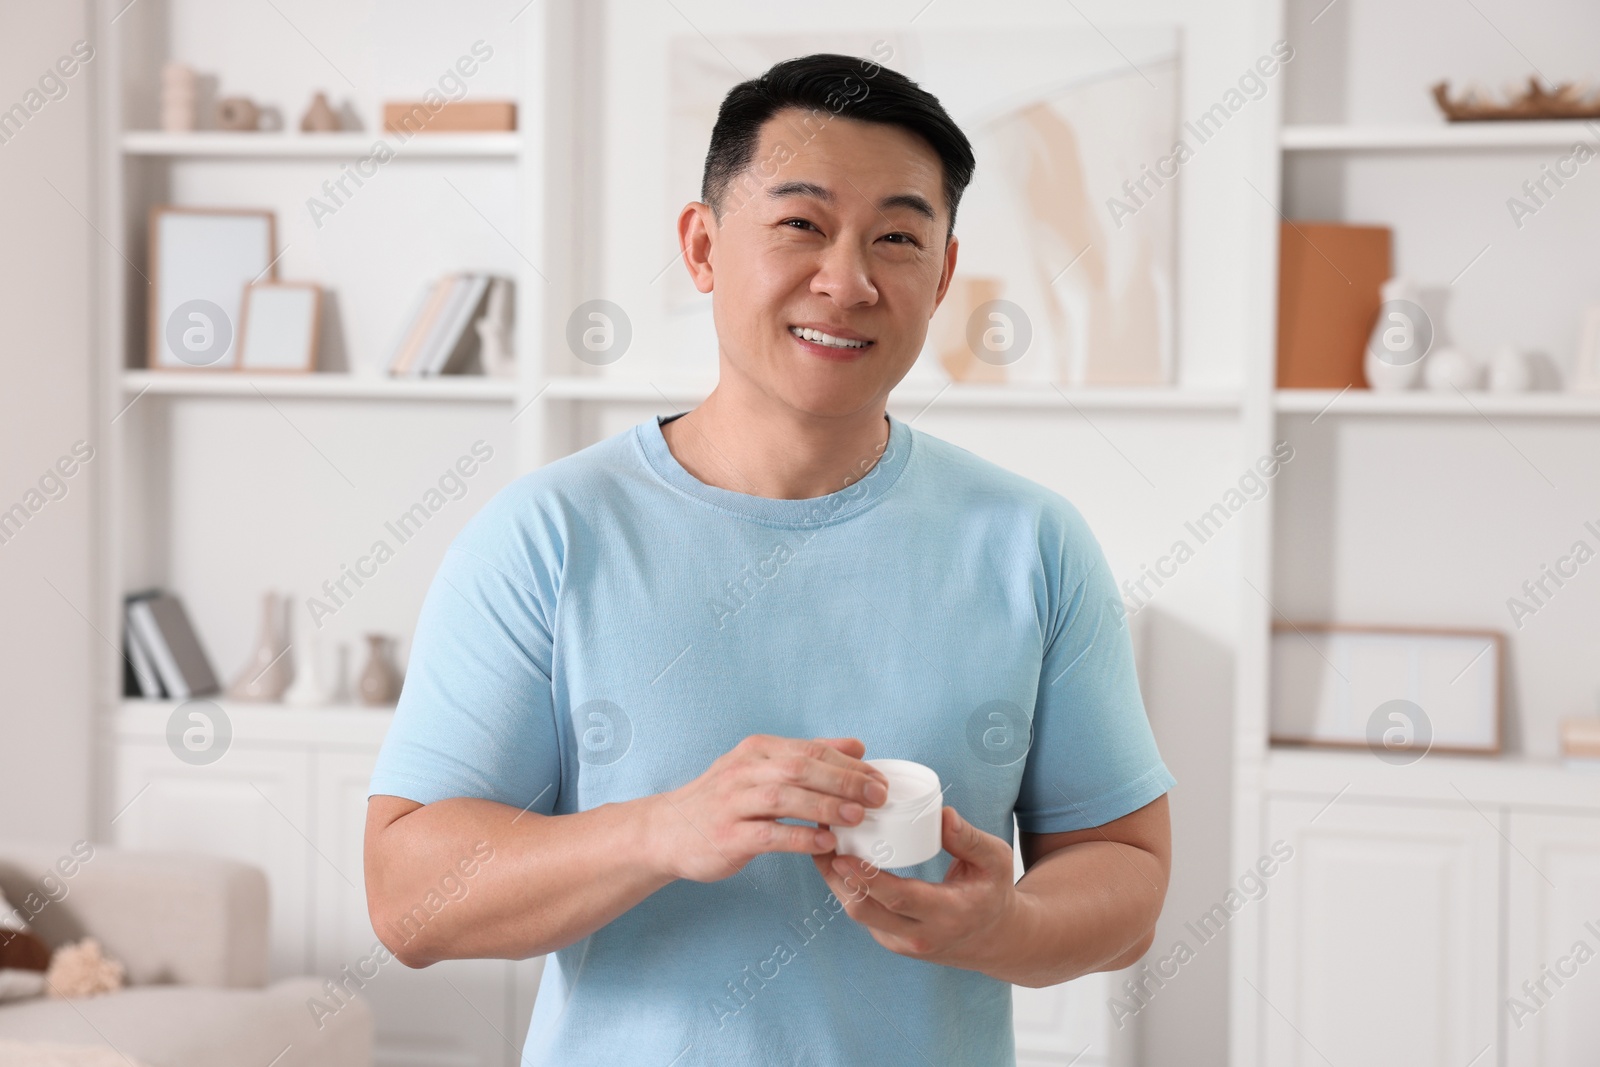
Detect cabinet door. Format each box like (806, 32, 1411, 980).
(314, 749, 536, 1067)
(1506, 810, 1600, 1067)
(1015, 974, 1118, 1066)
(1261, 797, 1500, 1067)
(1011, 832, 1125, 1066)
(109, 740, 312, 977)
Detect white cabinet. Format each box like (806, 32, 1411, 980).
(106, 706, 543, 1067)
(1505, 811, 1600, 1067)
(1015, 974, 1123, 1066)
(313, 749, 544, 1067)
(109, 739, 314, 976)
(1010, 830, 1129, 1066)
(1261, 797, 1500, 1067)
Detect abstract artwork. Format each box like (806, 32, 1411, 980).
(666, 27, 1180, 386)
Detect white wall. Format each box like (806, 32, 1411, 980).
(0, 0, 96, 843)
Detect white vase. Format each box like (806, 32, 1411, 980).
(227, 591, 292, 702)
(1363, 277, 1430, 392)
(284, 615, 333, 708)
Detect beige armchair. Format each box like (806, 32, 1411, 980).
(0, 843, 371, 1067)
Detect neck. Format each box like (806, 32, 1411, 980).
(660, 361, 892, 500)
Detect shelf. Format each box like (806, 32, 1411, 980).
(544, 376, 1242, 412)
(121, 370, 519, 402)
(111, 698, 393, 748)
(1263, 746, 1600, 811)
(1276, 388, 1600, 417)
(1281, 121, 1600, 152)
(120, 131, 521, 159)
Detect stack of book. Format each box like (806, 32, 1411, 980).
(383, 273, 494, 377)
(124, 590, 220, 700)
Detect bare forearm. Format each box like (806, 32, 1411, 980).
(366, 795, 672, 967)
(981, 840, 1166, 987)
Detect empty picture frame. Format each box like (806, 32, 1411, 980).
(147, 206, 276, 371)
(1269, 624, 1502, 756)
(238, 282, 321, 372)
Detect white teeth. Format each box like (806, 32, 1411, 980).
(790, 326, 869, 349)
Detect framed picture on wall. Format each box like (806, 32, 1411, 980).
(1269, 623, 1503, 759)
(600, 23, 1181, 383)
(147, 206, 276, 371)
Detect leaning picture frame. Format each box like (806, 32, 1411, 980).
(1268, 623, 1503, 758)
(147, 206, 276, 371)
(237, 282, 321, 373)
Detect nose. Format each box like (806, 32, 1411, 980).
(809, 236, 878, 308)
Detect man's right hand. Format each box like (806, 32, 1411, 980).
(647, 735, 890, 883)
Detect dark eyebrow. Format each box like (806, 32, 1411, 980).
(767, 180, 936, 223)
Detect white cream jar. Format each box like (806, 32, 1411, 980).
(832, 758, 943, 869)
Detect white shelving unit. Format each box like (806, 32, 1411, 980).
(1274, 386, 1600, 416)
(92, 2, 561, 1065)
(1231, 3, 1600, 1066)
(1281, 120, 1600, 151)
(544, 374, 1242, 410)
(120, 368, 520, 401)
(121, 130, 521, 158)
(116, 0, 1600, 1064)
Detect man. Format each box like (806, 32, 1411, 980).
(365, 52, 1173, 1066)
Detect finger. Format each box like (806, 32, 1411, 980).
(940, 807, 1008, 873)
(744, 735, 889, 790)
(735, 781, 868, 827)
(802, 738, 891, 790)
(735, 818, 837, 856)
(822, 859, 925, 938)
(747, 745, 890, 809)
(831, 855, 938, 918)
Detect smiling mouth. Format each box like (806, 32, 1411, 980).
(788, 325, 874, 353)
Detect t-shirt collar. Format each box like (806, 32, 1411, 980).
(635, 410, 912, 528)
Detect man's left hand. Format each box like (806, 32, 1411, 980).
(811, 806, 1031, 972)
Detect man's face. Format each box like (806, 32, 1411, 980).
(680, 108, 959, 419)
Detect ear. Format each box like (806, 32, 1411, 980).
(930, 233, 959, 315)
(678, 201, 718, 294)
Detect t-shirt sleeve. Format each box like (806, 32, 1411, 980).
(1013, 508, 1175, 835)
(367, 542, 562, 815)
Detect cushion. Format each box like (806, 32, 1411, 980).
(0, 889, 50, 1004)
(0, 979, 371, 1067)
(0, 1039, 150, 1066)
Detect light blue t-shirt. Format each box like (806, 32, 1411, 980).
(368, 411, 1174, 1066)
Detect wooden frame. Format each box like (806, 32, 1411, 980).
(146, 205, 277, 372)
(237, 282, 321, 373)
(1268, 622, 1504, 756)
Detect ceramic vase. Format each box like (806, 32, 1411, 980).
(329, 642, 353, 704)
(1363, 278, 1428, 392)
(160, 63, 197, 132)
(358, 634, 401, 706)
(300, 91, 340, 133)
(283, 612, 333, 708)
(228, 591, 292, 702)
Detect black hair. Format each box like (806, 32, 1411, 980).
(700, 52, 976, 239)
